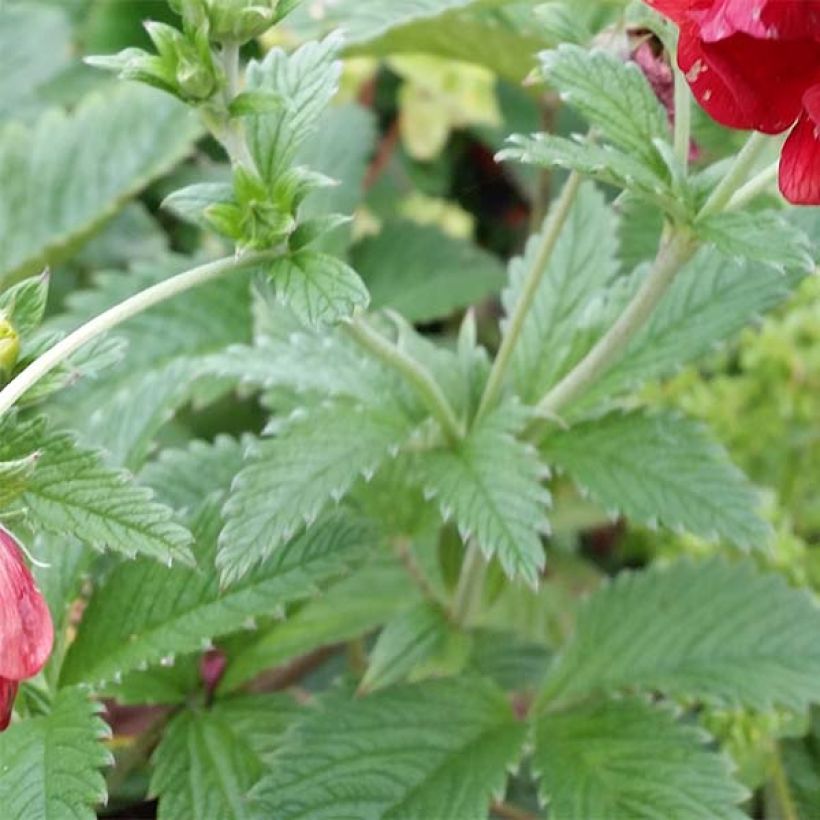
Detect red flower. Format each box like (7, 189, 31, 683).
(646, 0, 820, 204)
(0, 527, 53, 730)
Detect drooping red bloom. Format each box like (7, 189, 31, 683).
(646, 0, 820, 204)
(0, 527, 53, 730)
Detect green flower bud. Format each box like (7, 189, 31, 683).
(0, 318, 20, 377)
(205, 0, 280, 43)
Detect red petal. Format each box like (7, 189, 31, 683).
(0, 528, 53, 681)
(779, 86, 820, 205)
(760, 1, 820, 39)
(679, 29, 820, 132)
(698, 0, 820, 39)
(643, 0, 699, 23)
(0, 678, 18, 731)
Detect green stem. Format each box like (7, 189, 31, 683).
(673, 64, 691, 170)
(450, 541, 487, 625)
(698, 131, 771, 219)
(212, 42, 256, 171)
(343, 315, 464, 445)
(0, 251, 279, 418)
(726, 161, 779, 210)
(769, 743, 799, 820)
(476, 173, 583, 422)
(533, 230, 697, 421)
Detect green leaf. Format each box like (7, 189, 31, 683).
(139, 435, 248, 513)
(352, 221, 505, 323)
(151, 695, 300, 820)
(574, 248, 802, 413)
(538, 44, 671, 170)
(780, 713, 820, 817)
(543, 410, 769, 549)
(0, 415, 194, 564)
(0, 452, 39, 508)
(697, 210, 814, 273)
(162, 182, 233, 228)
(534, 697, 747, 819)
(0, 84, 201, 284)
(218, 399, 414, 584)
(45, 256, 254, 468)
(499, 134, 670, 202)
(0, 687, 112, 820)
(60, 501, 374, 687)
(0, 272, 49, 337)
(504, 182, 619, 402)
(267, 250, 369, 327)
(361, 601, 452, 693)
(414, 404, 550, 586)
(245, 36, 342, 183)
(251, 678, 527, 819)
(0, 3, 72, 121)
(542, 559, 820, 711)
(220, 557, 421, 692)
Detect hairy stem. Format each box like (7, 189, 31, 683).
(476, 173, 582, 422)
(726, 161, 779, 210)
(0, 251, 279, 418)
(212, 42, 257, 170)
(450, 541, 487, 625)
(673, 65, 691, 170)
(534, 230, 697, 420)
(698, 131, 771, 219)
(769, 743, 799, 820)
(343, 315, 464, 444)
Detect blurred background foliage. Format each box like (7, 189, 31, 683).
(2, 0, 818, 812)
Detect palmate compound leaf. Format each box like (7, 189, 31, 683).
(541, 559, 820, 712)
(542, 410, 770, 549)
(218, 399, 417, 585)
(503, 181, 619, 403)
(150, 694, 301, 820)
(413, 403, 551, 586)
(534, 697, 747, 820)
(0, 84, 201, 284)
(60, 499, 374, 687)
(0, 414, 194, 565)
(0, 687, 112, 820)
(250, 677, 527, 820)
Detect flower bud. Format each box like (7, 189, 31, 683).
(0, 317, 20, 377)
(205, 0, 280, 43)
(0, 527, 53, 731)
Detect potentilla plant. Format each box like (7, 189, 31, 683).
(0, 0, 818, 817)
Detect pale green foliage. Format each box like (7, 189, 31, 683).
(60, 501, 373, 686)
(698, 211, 814, 273)
(245, 36, 342, 182)
(538, 44, 670, 170)
(151, 695, 300, 819)
(0, 414, 194, 564)
(218, 399, 414, 583)
(574, 249, 802, 413)
(221, 557, 421, 692)
(353, 220, 505, 323)
(544, 410, 769, 548)
(267, 250, 369, 327)
(414, 404, 550, 585)
(361, 601, 452, 692)
(0, 688, 112, 819)
(251, 678, 527, 819)
(0, 84, 200, 284)
(542, 559, 820, 710)
(0, 3, 71, 120)
(0, 453, 38, 508)
(504, 182, 619, 402)
(534, 697, 747, 819)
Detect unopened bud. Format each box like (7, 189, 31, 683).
(0, 318, 20, 377)
(206, 0, 280, 42)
